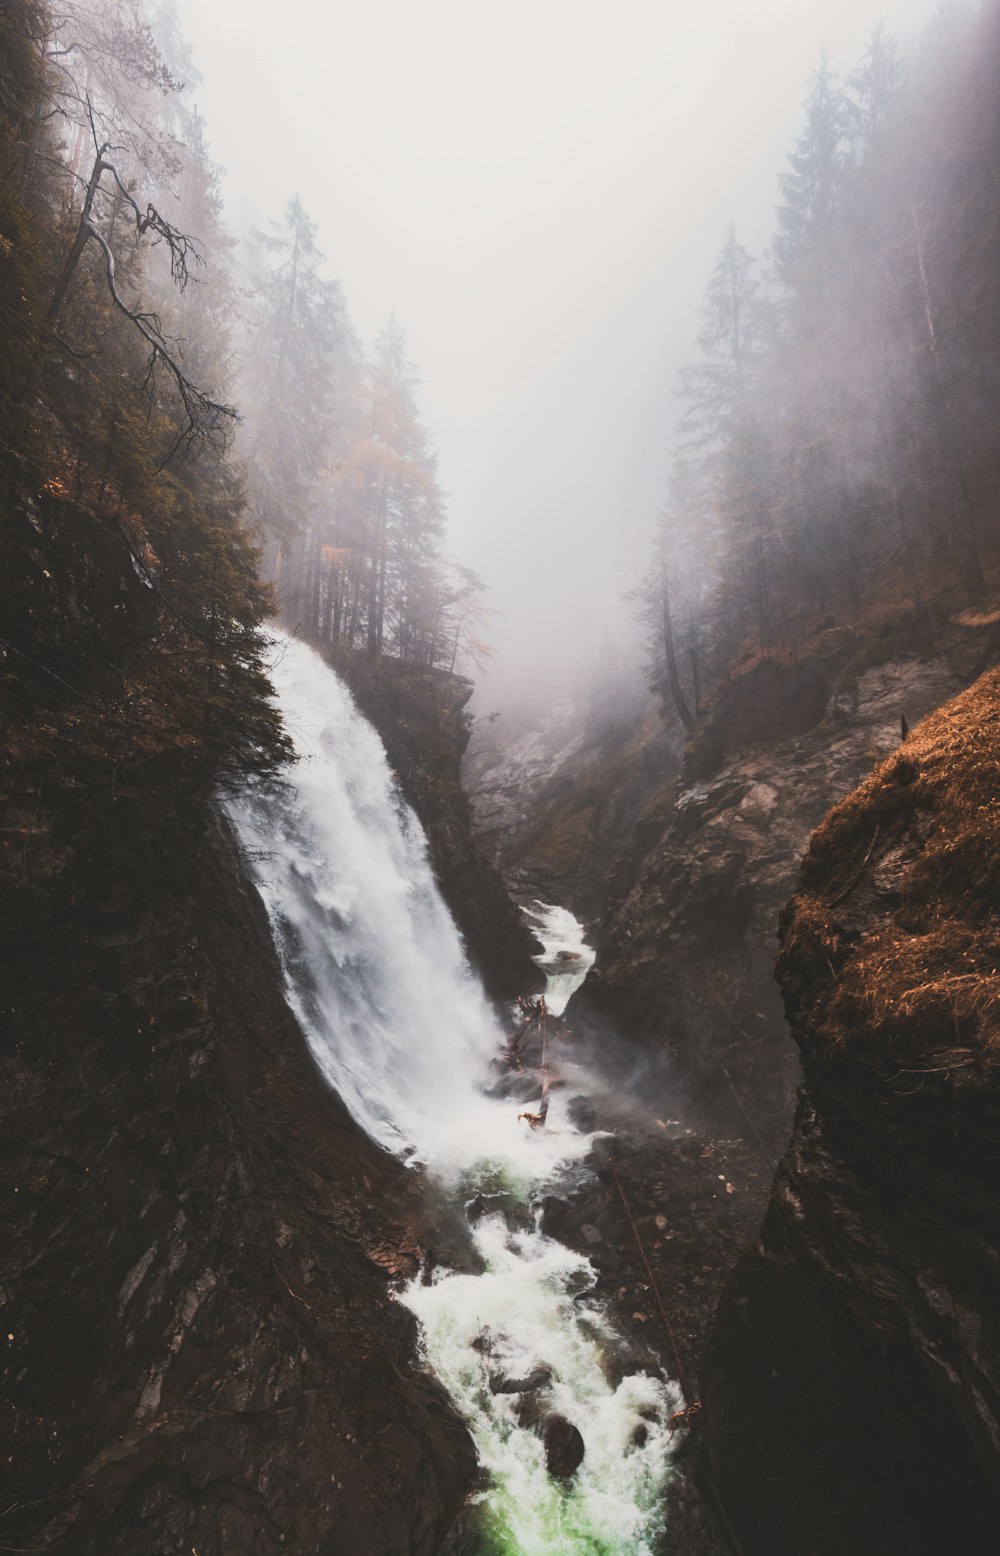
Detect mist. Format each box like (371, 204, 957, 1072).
(172, 0, 939, 705)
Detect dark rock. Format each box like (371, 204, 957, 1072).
(466, 1192, 532, 1232)
(566, 1095, 597, 1132)
(538, 1195, 572, 1236)
(0, 780, 475, 1556)
(489, 1366, 552, 1396)
(700, 667, 1000, 1555)
(603, 1348, 662, 1390)
(543, 1414, 585, 1479)
(708, 657, 831, 748)
(513, 1393, 546, 1432)
(682, 731, 726, 784)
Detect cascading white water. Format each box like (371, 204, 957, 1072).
(522, 900, 597, 1017)
(226, 635, 678, 1554)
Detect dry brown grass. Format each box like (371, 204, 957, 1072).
(778, 666, 1000, 1086)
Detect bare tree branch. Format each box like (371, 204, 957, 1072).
(83, 220, 237, 461)
(44, 94, 234, 465)
(100, 156, 203, 289)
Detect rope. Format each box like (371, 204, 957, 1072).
(515, 997, 551, 1128)
(607, 1156, 696, 1408)
(538, 998, 550, 1123)
(714, 1047, 779, 1171)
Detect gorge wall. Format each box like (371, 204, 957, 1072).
(466, 609, 1000, 1554)
(0, 496, 479, 1554)
(468, 611, 1000, 1149)
(0, 761, 476, 1556)
(700, 664, 1000, 1555)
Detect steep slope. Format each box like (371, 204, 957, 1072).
(577, 647, 970, 1142)
(466, 687, 678, 914)
(699, 666, 1000, 1555)
(0, 776, 475, 1556)
(0, 496, 475, 1554)
(464, 686, 678, 919)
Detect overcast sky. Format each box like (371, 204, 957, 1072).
(174, 0, 937, 690)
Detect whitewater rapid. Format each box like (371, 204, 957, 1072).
(226, 635, 678, 1554)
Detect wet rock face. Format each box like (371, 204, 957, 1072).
(699, 668, 1000, 1555)
(575, 654, 966, 1142)
(0, 773, 475, 1555)
(489, 1366, 552, 1396)
(464, 691, 681, 916)
(538, 1119, 772, 1400)
(543, 1414, 586, 1479)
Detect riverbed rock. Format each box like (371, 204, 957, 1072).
(543, 1414, 585, 1478)
(489, 1366, 553, 1396)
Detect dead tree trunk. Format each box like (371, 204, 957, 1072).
(661, 567, 696, 732)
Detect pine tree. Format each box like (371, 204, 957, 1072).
(680, 226, 775, 650)
(847, 20, 903, 156)
(241, 195, 343, 553)
(774, 48, 851, 292)
(2, 0, 288, 779)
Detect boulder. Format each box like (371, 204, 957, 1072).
(543, 1414, 585, 1479)
(489, 1366, 552, 1396)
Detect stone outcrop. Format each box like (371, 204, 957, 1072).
(0, 495, 476, 1555)
(575, 654, 966, 1143)
(0, 769, 475, 1555)
(698, 666, 1000, 1555)
(464, 688, 680, 916)
(543, 1414, 585, 1479)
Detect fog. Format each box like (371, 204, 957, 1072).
(175, 0, 937, 699)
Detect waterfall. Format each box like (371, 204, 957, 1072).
(226, 634, 678, 1554)
(225, 635, 501, 1166)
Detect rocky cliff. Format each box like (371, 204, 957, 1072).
(699, 665, 1000, 1555)
(576, 648, 970, 1143)
(467, 613, 999, 1149)
(464, 687, 680, 919)
(466, 612, 1000, 1553)
(0, 497, 476, 1554)
(0, 770, 476, 1556)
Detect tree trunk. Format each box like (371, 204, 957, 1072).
(913, 209, 985, 601)
(47, 153, 107, 323)
(661, 568, 696, 732)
